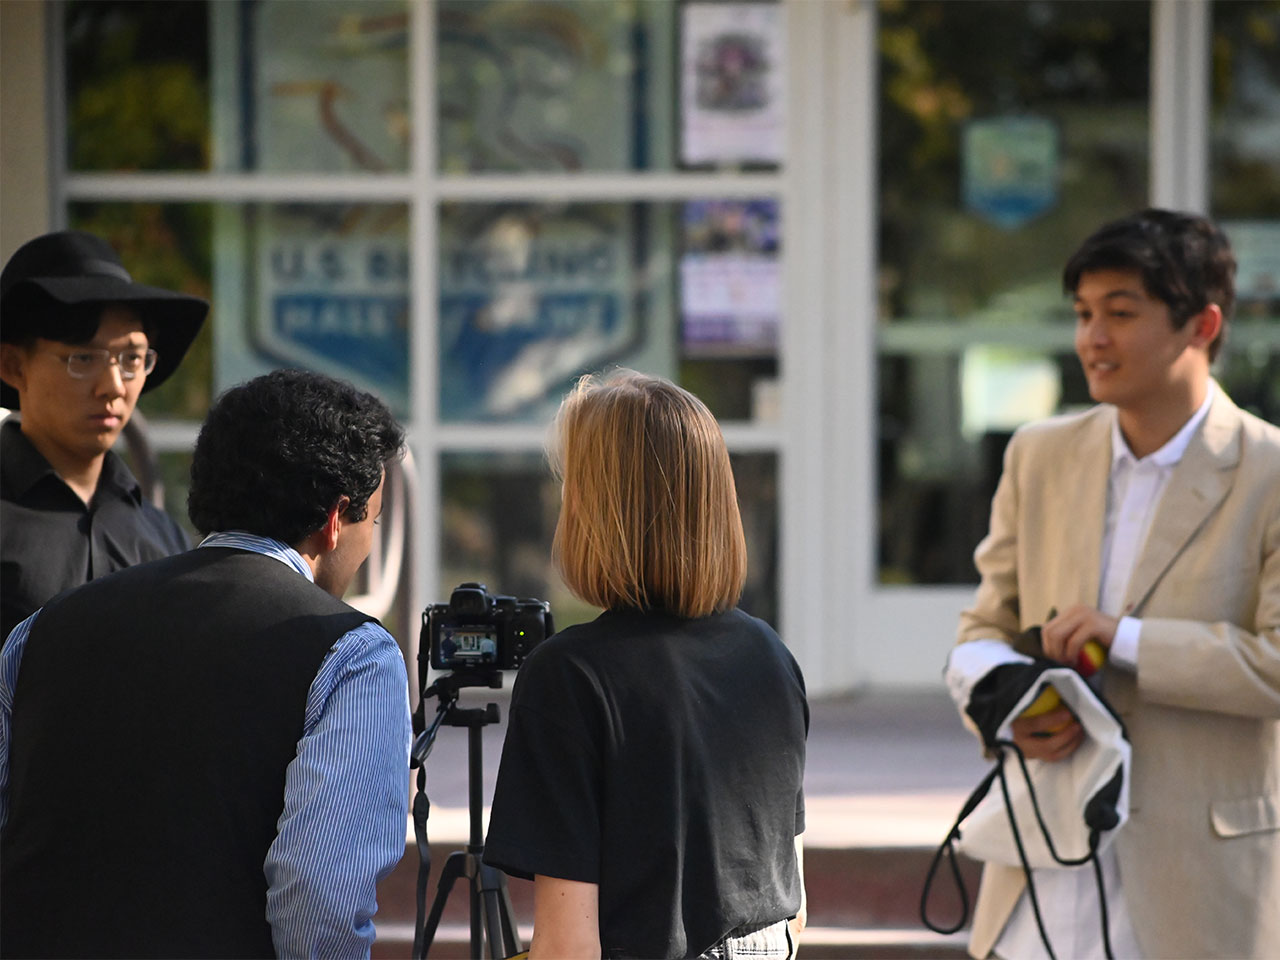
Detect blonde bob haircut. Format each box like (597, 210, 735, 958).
(550, 368, 748, 619)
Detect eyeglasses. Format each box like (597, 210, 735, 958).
(53, 347, 158, 381)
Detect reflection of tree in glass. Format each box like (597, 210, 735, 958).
(875, 0, 1152, 586)
(1211, 0, 1280, 218)
(65, 1, 209, 171)
(878, 0, 1149, 323)
(63, 4, 213, 419)
(1208, 1, 1280, 426)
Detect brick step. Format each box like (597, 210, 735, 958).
(373, 841, 979, 959)
(804, 846, 979, 930)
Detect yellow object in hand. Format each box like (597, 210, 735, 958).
(1020, 683, 1074, 737)
(1021, 685, 1062, 718)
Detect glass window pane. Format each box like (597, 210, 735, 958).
(69, 201, 410, 421)
(438, 452, 571, 619)
(1210, 1, 1280, 429)
(879, 0, 1149, 327)
(66, 1, 211, 171)
(438, 200, 779, 423)
(216, 202, 411, 419)
(155, 450, 195, 536)
(212, 1, 410, 173)
(1217, 349, 1280, 425)
(877, 350, 1088, 585)
(876, 0, 1151, 586)
(437, 0, 675, 172)
(65, 1, 412, 174)
(1211, 0, 1280, 219)
(731, 452, 779, 627)
(67, 203, 215, 420)
(439, 450, 778, 632)
(108, 448, 196, 546)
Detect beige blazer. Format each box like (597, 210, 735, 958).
(957, 387, 1280, 959)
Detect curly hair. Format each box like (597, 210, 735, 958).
(1062, 208, 1237, 361)
(188, 370, 405, 545)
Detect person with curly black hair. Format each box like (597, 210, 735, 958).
(1, 369, 410, 959)
(187, 367, 402, 558)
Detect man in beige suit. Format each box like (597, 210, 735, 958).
(947, 209, 1280, 959)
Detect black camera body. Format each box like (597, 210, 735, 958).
(423, 581, 553, 675)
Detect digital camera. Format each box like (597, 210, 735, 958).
(423, 581, 553, 675)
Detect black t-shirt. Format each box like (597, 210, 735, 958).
(0, 420, 190, 643)
(483, 606, 808, 959)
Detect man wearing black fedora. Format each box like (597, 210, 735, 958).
(0, 230, 208, 642)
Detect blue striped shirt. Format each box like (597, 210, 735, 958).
(0, 532, 411, 959)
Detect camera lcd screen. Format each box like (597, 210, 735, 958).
(440, 625, 499, 662)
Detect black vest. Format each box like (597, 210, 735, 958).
(1, 548, 373, 959)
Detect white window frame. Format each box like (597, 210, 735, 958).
(47, 0, 1235, 692)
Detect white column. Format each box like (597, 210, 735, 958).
(1150, 0, 1211, 212)
(1, 0, 54, 253)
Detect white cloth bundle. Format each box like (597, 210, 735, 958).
(955, 664, 1131, 868)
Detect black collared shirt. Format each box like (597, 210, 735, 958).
(1, 420, 190, 644)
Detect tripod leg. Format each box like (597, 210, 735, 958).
(470, 861, 484, 959)
(478, 861, 523, 958)
(496, 881, 522, 956)
(480, 889, 513, 959)
(421, 852, 468, 958)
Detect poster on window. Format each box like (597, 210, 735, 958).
(680, 199, 780, 356)
(680, 3, 785, 167)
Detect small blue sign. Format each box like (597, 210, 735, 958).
(963, 116, 1059, 230)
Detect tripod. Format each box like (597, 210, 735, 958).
(410, 672, 522, 960)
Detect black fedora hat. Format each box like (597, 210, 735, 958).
(0, 230, 209, 410)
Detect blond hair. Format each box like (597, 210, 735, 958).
(550, 369, 747, 618)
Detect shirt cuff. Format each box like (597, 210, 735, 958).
(1108, 616, 1141, 671)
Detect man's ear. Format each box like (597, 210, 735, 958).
(1187, 303, 1223, 351)
(0, 343, 29, 392)
(319, 496, 351, 552)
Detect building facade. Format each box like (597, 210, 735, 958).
(2, 0, 1276, 693)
